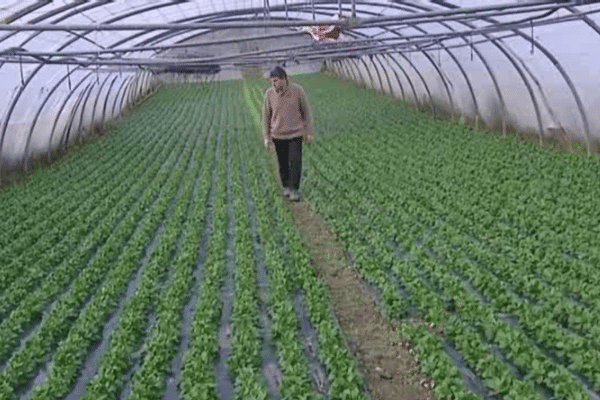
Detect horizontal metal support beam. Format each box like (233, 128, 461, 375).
(0, 0, 592, 32)
(360, 1, 576, 28)
(0, 18, 348, 31)
(2, 5, 597, 69)
(0, 31, 307, 57)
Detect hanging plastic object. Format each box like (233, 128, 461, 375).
(301, 15, 347, 43)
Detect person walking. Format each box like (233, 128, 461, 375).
(262, 66, 316, 202)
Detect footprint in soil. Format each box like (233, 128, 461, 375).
(264, 363, 283, 391)
(307, 338, 316, 357)
(312, 368, 327, 394)
(219, 323, 232, 344)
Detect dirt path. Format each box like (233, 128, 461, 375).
(290, 200, 436, 400)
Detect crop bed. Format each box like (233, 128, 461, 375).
(3, 72, 600, 400)
(284, 74, 600, 400)
(0, 80, 364, 400)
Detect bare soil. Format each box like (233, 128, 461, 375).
(289, 199, 437, 400)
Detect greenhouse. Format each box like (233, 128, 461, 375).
(1, 0, 600, 399)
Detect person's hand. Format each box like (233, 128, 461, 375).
(264, 138, 274, 152)
(303, 134, 315, 144)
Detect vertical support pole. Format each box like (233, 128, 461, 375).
(352, 0, 356, 18)
(470, 34, 474, 61)
(312, 0, 315, 21)
(19, 56, 25, 86)
(285, 0, 288, 20)
(531, 20, 534, 54)
(338, 0, 342, 17)
(67, 64, 72, 91)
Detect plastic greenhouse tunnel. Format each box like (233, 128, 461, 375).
(2, 1, 600, 399)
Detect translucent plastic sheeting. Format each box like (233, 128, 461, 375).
(326, 1, 600, 155)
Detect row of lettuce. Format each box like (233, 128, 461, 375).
(0, 81, 367, 399)
(264, 73, 600, 400)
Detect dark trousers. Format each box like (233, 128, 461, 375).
(273, 136, 303, 191)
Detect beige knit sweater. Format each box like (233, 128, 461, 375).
(262, 82, 316, 141)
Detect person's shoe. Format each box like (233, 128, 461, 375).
(289, 190, 301, 202)
(282, 187, 292, 198)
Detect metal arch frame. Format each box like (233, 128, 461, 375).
(0, 0, 114, 163)
(259, 5, 439, 109)
(90, 72, 115, 130)
(3, 4, 594, 61)
(297, 7, 449, 108)
(124, 75, 137, 110)
(47, 70, 93, 156)
(61, 81, 96, 150)
(81, 4, 434, 70)
(268, 6, 477, 115)
(339, 51, 414, 104)
(430, 0, 593, 152)
(336, 58, 353, 81)
(0, 0, 113, 70)
(160, 0, 587, 134)
(119, 76, 137, 116)
(5, 3, 460, 111)
(343, 59, 359, 83)
(370, 54, 394, 95)
(129, 71, 148, 106)
(364, 55, 384, 91)
(381, 48, 436, 111)
(362, 55, 385, 92)
(119, 79, 134, 116)
(0, 0, 116, 163)
(381, 1, 500, 122)
(23, 64, 85, 168)
(77, 68, 120, 139)
(1, 0, 596, 159)
(114, 2, 476, 118)
(138, 71, 151, 98)
(380, 53, 406, 101)
(308, 5, 448, 113)
(365, 54, 391, 99)
(331, 2, 473, 115)
(109, 7, 283, 50)
(140, 71, 152, 97)
(0, 0, 194, 165)
(0, 1, 53, 25)
(111, 76, 134, 119)
(0, 3, 341, 169)
(406, 1, 543, 143)
(339, 59, 354, 81)
(383, 52, 418, 103)
(0, 0, 88, 53)
(1, 0, 585, 32)
(346, 58, 366, 87)
(357, 56, 374, 88)
(101, 74, 122, 127)
(132, 72, 146, 103)
(46, 70, 93, 158)
(74, 81, 98, 143)
(136, 71, 148, 100)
